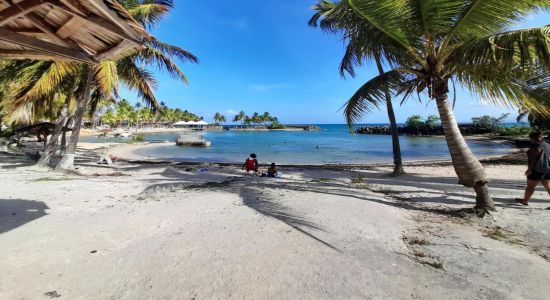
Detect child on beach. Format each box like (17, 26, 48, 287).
(243, 153, 259, 173)
(267, 163, 278, 177)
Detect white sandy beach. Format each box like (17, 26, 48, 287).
(1, 143, 549, 299)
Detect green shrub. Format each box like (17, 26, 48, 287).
(472, 113, 509, 130)
(132, 134, 145, 142)
(498, 126, 531, 136)
(351, 174, 365, 184)
(424, 115, 440, 128)
(268, 122, 285, 129)
(405, 115, 424, 129)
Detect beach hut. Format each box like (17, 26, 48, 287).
(0, 0, 145, 63)
(0, 0, 146, 170)
(173, 120, 209, 131)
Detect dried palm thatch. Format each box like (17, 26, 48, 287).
(0, 0, 146, 63)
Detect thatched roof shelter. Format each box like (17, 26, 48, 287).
(0, 0, 146, 64)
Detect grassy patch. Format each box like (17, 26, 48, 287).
(351, 174, 365, 184)
(132, 134, 145, 142)
(482, 226, 525, 246)
(484, 227, 508, 240)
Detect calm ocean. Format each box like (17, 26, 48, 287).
(81, 124, 516, 165)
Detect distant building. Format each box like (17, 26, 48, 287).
(173, 120, 209, 130)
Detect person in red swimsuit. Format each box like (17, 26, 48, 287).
(242, 153, 259, 173)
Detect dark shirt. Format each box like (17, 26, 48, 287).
(529, 141, 550, 172)
(267, 167, 277, 177)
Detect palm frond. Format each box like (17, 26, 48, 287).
(117, 57, 160, 110)
(451, 26, 550, 78)
(441, 0, 544, 49)
(3, 61, 79, 111)
(310, 0, 421, 75)
(126, 0, 174, 29)
(144, 37, 198, 64)
(457, 70, 550, 116)
(137, 46, 190, 84)
(345, 0, 425, 63)
(410, 0, 465, 52)
(94, 60, 119, 98)
(343, 69, 405, 128)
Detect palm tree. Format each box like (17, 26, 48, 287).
(102, 108, 117, 127)
(244, 116, 252, 126)
(0, 0, 197, 169)
(251, 112, 261, 127)
(311, 0, 550, 211)
(261, 112, 271, 126)
(232, 114, 240, 126)
(237, 110, 246, 126)
(213, 112, 223, 125)
(219, 114, 226, 124)
(310, 3, 407, 175)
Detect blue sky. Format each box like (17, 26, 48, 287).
(120, 1, 549, 124)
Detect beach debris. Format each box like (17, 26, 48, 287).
(90, 250, 97, 254)
(90, 172, 129, 177)
(176, 135, 211, 147)
(44, 291, 61, 298)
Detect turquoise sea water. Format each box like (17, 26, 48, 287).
(80, 124, 514, 165)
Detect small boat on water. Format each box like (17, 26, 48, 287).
(176, 134, 212, 147)
(113, 129, 133, 138)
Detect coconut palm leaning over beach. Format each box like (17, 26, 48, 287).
(310, 4, 404, 176)
(311, 0, 550, 212)
(0, 0, 197, 170)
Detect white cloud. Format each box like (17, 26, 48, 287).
(224, 109, 237, 116)
(248, 83, 289, 92)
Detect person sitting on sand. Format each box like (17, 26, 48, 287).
(243, 153, 259, 173)
(516, 131, 550, 206)
(97, 148, 118, 166)
(267, 163, 278, 177)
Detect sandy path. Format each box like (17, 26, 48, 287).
(1, 151, 549, 299)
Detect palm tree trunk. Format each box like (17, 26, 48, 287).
(61, 111, 76, 155)
(433, 79, 495, 211)
(56, 67, 93, 171)
(374, 56, 404, 175)
(37, 92, 72, 167)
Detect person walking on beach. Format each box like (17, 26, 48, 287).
(243, 153, 259, 174)
(517, 131, 550, 206)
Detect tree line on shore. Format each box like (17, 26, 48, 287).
(213, 111, 283, 128)
(355, 114, 532, 136)
(99, 100, 203, 128)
